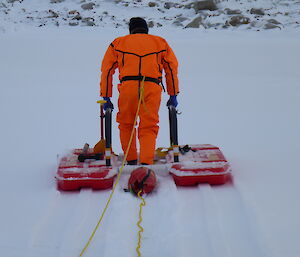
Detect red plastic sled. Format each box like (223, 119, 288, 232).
(56, 149, 117, 191)
(169, 144, 231, 186)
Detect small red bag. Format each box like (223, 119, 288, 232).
(128, 167, 157, 195)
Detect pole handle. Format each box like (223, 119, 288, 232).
(105, 108, 112, 166)
(168, 106, 179, 163)
(97, 100, 107, 104)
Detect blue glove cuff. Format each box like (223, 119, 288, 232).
(167, 95, 178, 107)
(103, 97, 114, 110)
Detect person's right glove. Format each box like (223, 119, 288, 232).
(103, 97, 114, 111)
(166, 95, 178, 108)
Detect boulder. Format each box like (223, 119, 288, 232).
(164, 2, 175, 9)
(81, 2, 95, 10)
(206, 22, 222, 29)
(69, 22, 79, 26)
(267, 19, 281, 25)
(48, 10, 59, 18)
(173, 20, 183, 27)
(148, 21, 154, 28)
(226, 15, 250, 26)
(185, 16, 203, 28)
(72, 14, 82, 20)
(176, 16, 188, 22)
(250, 8, 265, 16)
(148, 2, 156, 7)
(225, 8, 242, 15)
(50, 0, 65, 3)
(264, 23, 281, 29)
(82, 17, 95, 26)
(69, 10, 79, 15)
(193, 1, 217, 13)
(173, 17, 187, 27)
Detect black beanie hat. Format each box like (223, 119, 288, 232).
(129, 17, 149, 34)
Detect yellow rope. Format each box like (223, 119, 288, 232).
(78, 76, 146, 257)
(136, 190, 146, 257)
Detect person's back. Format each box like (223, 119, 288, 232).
(101, 33, 178, 98)
(99, 17, 179, 165)
(113, 34, 168, 81)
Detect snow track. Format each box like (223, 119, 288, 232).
(28, 189, 111, 257)
(27, 174, 271, 257)
(140, 175, 271, 257)
(211, 182, 269, 257)
(174, 180, 271, 257)
(96, 173, 138, 257)
(142, 174, 182, 257)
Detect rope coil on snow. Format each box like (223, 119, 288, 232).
(136, 190, 146, 257)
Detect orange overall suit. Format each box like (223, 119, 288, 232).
(100, 33, 179, 164)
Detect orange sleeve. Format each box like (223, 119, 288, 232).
(162, 41, 179, 96)
(100, 41, 118, 97)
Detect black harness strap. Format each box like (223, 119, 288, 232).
(120, 76, 160, 85)
(138, 168, 153, 190)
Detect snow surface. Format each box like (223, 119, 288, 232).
(1, 13, 300, 257)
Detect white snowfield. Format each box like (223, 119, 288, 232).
(0, 27, 300, 257)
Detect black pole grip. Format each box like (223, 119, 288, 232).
(168, 106, 179, 162)
(105, 108, 112, 166)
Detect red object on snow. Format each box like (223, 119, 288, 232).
(169, 144, 231, 186)
(56, 149, 117, 191)
(128, 167, 157, 195)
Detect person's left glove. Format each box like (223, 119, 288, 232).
(166, 95, 178, 108)
(103, 97, 114, 111)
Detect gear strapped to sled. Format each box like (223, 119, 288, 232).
(55, 100, 231, 191)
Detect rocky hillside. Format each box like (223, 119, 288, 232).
(1, 0, 300, 31)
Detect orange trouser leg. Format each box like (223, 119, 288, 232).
(117, 81, 162, 164)
(118, 124, 137, 161)
(117, 82, 139, 162)
(138, 83, 161, 164)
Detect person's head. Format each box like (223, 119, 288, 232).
(129, 17, 149, 34)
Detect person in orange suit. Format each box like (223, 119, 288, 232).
(100, 17, 179, 165)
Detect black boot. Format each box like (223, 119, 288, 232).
(127, 159, 138, 165)
(141, 163, 149, 165)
